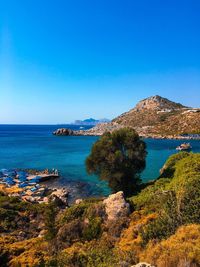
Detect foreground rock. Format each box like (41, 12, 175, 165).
(103, 191, 130, 221)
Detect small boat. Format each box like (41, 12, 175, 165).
(176, 143, 192, 151)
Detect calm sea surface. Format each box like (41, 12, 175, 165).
(0, 124, 200, 197)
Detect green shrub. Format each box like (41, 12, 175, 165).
(141, 153, 200, 244)
(56, 219, 83, 246)
(59, 202, 90, 225)
(59, 198, 104, 225)
(159, 151, 190, 178)
(55, 237, 135, 267)
(83, 216, 102, 241)
(44, 203, 58, 241)
(129, 178, 171, 211)
(141, 191, 180, 243)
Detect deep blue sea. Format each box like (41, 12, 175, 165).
(0, 124, 200, 197)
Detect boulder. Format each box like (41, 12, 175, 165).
(132, 263, 155, 267)
(53, 128, 74, 136)
(103, 191, 130, 221)
(49, 188, 69, 207)
(75, 198, 83, 205)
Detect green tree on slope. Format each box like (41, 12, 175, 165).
(86, 128, 147, 197)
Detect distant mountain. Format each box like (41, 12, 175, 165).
(77, 95, 200, 138)
(72, 118, 110, 126)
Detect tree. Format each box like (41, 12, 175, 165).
(86, 128, 147, 197)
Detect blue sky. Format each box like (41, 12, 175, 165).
(0, 0, 200, 124)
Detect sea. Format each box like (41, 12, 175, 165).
(0, 124, 200, 198)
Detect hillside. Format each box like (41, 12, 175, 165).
(78, 95, 200, 138)
(1, 152, 200, 266)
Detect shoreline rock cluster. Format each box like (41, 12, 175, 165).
(0, 168, 69, 206)
(53, 124, 200, 140)
(0, 183, 69, 206)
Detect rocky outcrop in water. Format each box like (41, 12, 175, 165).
(53, 128, 75, 136)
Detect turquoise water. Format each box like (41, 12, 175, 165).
(0, 125, 200, 197)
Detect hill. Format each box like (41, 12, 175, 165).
(79, 95, 200, 138)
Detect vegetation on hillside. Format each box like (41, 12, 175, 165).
(1, 152, 200, 266)
(114, 109, 200, 136)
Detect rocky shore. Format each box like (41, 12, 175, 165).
(53, 123, 200, 140)
(0, 169, 70, 206)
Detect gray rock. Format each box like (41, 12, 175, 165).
(49, 188, 69, 207)
(53, 128, 74, 136)
(103, 191, 130, 221)
(131, 263, 155, 267)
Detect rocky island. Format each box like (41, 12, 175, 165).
(53, 95, 200, 139)
(72, 118, 110, 126)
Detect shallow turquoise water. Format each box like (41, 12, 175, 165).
(0, 125, 200, 196)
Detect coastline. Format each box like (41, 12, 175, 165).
(53, 126, 200, 140)
(0, 168, 108, 206)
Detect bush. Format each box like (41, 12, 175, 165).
(83, 216, 102, 241)
(129, 178, 171, 211)
(141, 191, 180, 243)
(159, 151, 190, 178)
(59, 202, 93, 225)
(141, 224, 200, 267)
(55, 237, 135, 267)
(44, 203, 58, 241)
(140, 153, 200, 243)
(57, 219, 83, 247)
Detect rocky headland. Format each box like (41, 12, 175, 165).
(53, 95, 200, 139)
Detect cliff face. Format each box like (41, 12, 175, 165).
(81, 95, 200, 138)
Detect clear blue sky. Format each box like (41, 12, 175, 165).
(0, 0, 200, 124)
